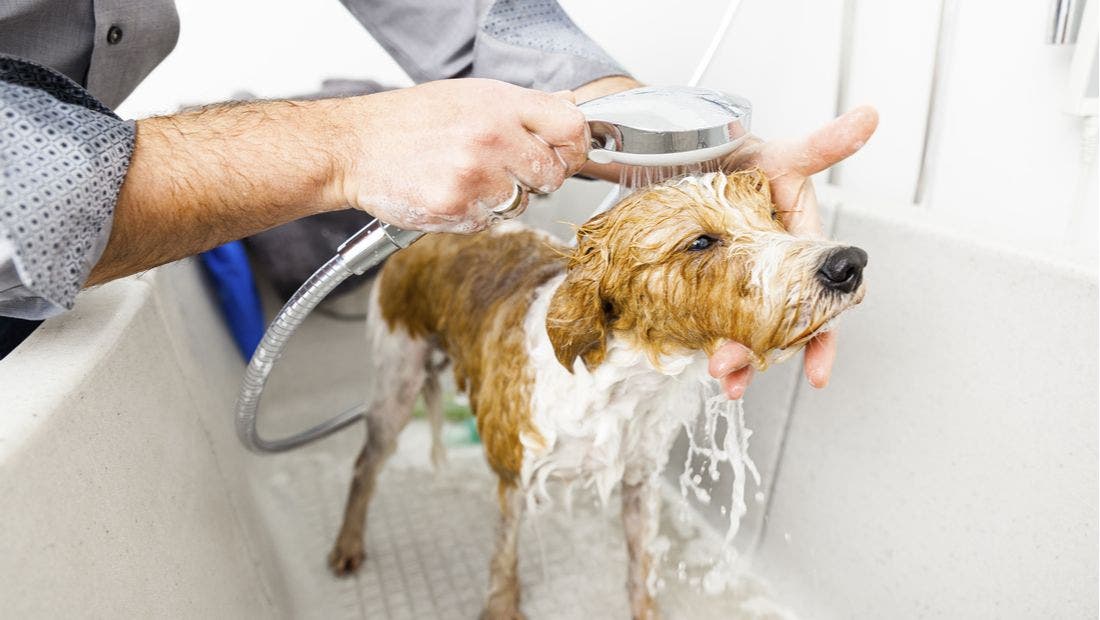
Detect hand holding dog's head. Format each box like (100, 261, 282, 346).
(546, 170, 867, 372)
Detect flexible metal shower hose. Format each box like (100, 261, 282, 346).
(235, 188, 525, 453)
(235, 252, 364, 452)
(235, 217, 425, 452)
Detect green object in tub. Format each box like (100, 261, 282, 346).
(464, 417, 480, 443)
(412, 393, 480, 444)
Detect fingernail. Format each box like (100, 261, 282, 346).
(712, 359, 735, 377)
(809, 367, 829, 388)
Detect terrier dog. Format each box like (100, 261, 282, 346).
(328, 170, 867, 619)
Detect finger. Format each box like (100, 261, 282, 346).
(508, 132, 569, 194)
(554, 139, 590, 178)
(760, 105, 878, 178)
(775, 177, 824, 238)
(519, 92, 589, 153)
(544, 128, 589, 179)
(576, 159, 622, 182)
(719, 135, 765, 171)
(528, 98, 589, 177)
(490, 183, 531, 220)
(546, 93, 591, 175)
(803, 329, 838, 388)
(551, 90, 577, 104)
(708, 341, 753, 378)
(478, 169, 528, 220)
(721, 366, 755, 400)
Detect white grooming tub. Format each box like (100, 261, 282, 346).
(1, 181, 1096, 619)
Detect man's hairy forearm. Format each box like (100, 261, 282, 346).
(86, 98, 350, 286)
(85, 77, 621, 287)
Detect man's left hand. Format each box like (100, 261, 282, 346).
(571, 76, 878, 399)
(710, 106, 879, 398)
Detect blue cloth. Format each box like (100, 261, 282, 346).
(199, 241, 264, 359)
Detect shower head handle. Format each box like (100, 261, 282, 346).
(581, 86, 752, 166)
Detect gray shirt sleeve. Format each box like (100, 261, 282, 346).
(339, 0, 628, 92)
(0, 56, 134, 320)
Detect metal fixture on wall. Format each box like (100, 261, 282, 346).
(1048, 0, 1085, 44)
(827, 0, 858, 186)
(913, 0, 957, 206)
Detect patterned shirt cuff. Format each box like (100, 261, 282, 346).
(0, 57, 134, 319)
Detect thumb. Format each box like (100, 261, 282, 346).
(766, 105, 879, 177)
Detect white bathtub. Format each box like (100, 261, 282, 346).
(1, 182, 1096, 618)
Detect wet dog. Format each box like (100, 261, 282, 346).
(328, 170, 867, 619)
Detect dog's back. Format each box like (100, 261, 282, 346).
(374, 226, 565, 480)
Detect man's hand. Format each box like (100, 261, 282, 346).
(709, 106, 879, 398)
(334, 79, 589, 232)
(571, 76, 878, 398)
(88, 79, 590, 285)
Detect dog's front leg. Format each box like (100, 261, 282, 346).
(622, 474, 662, 620)
(482, 479, 525, 620)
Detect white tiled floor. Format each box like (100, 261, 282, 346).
(248, 420, 796, 619)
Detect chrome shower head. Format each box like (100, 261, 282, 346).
(581, 86, 752, 167)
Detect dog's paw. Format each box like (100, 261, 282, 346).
(478, 607, 526, 620)
(627, 591, 662, 620)
(477, 606, 523, 615)
(328, 540, 366, 576)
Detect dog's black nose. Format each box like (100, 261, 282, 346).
(817, 246, 868, 293)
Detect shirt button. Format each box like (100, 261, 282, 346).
(106, 25, 123, 45)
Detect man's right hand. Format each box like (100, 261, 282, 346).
(328, 78, 591, 233)
(89, 79, 592, 285)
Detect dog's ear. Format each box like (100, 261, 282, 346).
(546, 229, 611, 373)
(724, 168, 773, 203)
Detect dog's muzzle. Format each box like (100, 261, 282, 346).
(817, 246, 868, 294)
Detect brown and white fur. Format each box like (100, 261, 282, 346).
(328, 170, 867, 619)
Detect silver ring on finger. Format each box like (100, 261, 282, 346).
(492, 183, 529, 220)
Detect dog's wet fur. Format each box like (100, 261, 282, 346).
(328, 170, 867, 619)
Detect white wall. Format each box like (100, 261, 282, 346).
(118, 0, 1098, 270)
(568, 0, 1099, 268)
(918, 0, 1098, 262)
(116, 0, 411, 118)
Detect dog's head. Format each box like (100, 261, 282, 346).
(546, 169, 867, 372)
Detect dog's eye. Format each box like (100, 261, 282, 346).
(771, 210, 780, 221)
(688, 235, 717, 251)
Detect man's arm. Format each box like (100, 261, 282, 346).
(0, 52, 590, 313)
(86, 99, 342, 285)
(339, 0, 629, 92)
(0, 58, 133, 320)
(88, 78, 590, 285)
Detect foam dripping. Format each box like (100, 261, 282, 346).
(670, 383, 761, 596)
(680, 390, 761, 543)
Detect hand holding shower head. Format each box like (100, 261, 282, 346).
(235, 86, 754, 454)
(581, 86, 752, 167)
